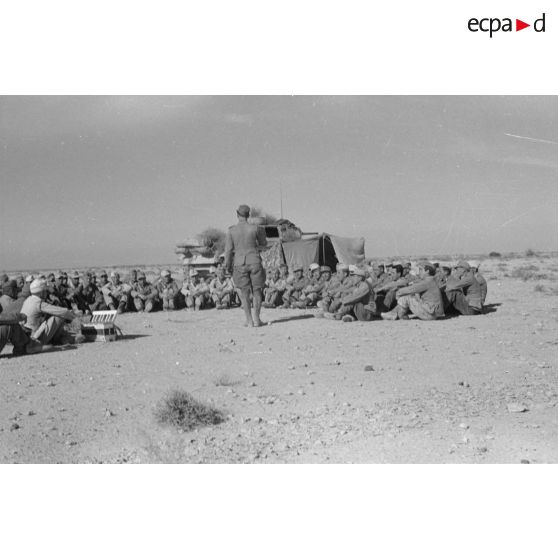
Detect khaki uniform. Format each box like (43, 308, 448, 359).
(396, 276, 444, 320)
(20, 295, 75, 345)
(157, 278, 181, 310)
(445, 272, 482, 315)
(131, 281, 159, 312)
(209, 276, 235, 308)
(182, 279, 210, 310)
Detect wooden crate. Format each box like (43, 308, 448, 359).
(81, 310, 118, 342)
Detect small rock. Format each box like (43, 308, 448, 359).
(27, 411, 36, 416)
(459, 423, 469, 429)
(10, 423, 20, 431)
(249, 382, 257, 387)
(364, 365, 375, 372)
(104, 409, 115, 418)
(507, 403, 528, 413)
(328, 392, 336, 398)
(477, 446, 488, 454)
(297, 390, 305, 396)
(287, 365, 295, 370)
(520, 459, 530, 464)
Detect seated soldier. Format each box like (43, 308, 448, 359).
(0, 280, 23, 314)
(444, 260, 482, 316)
(373, 264, 409, 312)
(131, 272, 159, 312)
(45, 273, 63, 306)
(281, 266, 307, 309)
(311, 265, 333, 307)
(299, 263, 323, 307)
(0, 273, 9, 295)
(209, 268, 235, 309)
(66, 271, 89, 314)
(322, 268, 373, 322)
(18, 275, 32, 300)
(328, 265, 358, 314)
(381, 262, 445, 321)
(319, 263, 350, 313)
(263, 265, 289, 308)
(80, 272, 106, 313)
(469, 260, 487, 308)
(0, 304, 43, 356)
(263, 268, 281, 308)
(181, 269, 210, 310)
(20, 279, 80, 345)
(55, 272, 71, 308)
(101, 271, 131, 314)
(157, 269, 181, 310)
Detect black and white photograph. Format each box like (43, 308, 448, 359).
(1, 95, 557, 464)
(1, 2, 557, 557)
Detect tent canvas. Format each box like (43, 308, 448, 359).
(260, 233, 365, 270)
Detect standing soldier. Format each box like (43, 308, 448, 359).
(224, 204, 268, 327)
(157, 269, 181, 311)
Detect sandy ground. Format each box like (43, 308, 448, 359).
(1, 256, 557, 463)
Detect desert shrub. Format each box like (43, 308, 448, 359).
(525, 248, 537, 257)
(154, 389, 225, 430)
(534, 284, 545, 293)
(497, 263, 508, 269)
(197, 228, 226, 257)
(511, 266, 542, 281)
(489, 251, 501, 258)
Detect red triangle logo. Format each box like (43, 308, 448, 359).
(516, 19, 530, 31)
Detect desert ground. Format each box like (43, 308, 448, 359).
(1, 254, 557, 464)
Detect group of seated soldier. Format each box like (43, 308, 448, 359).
(261, 259, 487, 323)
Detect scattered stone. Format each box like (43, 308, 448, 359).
(104, 409, 115, 418)
(507, 403, 528, 413)
(248, 382, 257, 387)
(287, 365, 295, 370)
(27, 411, 36, 416)
(459, 423, 469, 429)
(297, 390, 305, 396)
(10, 423, 20, 431)
(364, 365, 375, 372)
(477, 446, 488, 454)
(328, 392, 336, 398)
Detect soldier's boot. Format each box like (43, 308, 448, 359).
(381, 309, 399, 320)
(342, 315, 355, 323)
(117, 300, 127, 314)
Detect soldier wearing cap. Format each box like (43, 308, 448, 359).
(80, 271, 106, 313)
(319, 263, 350, 313)
(299, 263, 323, 308)
(101, 271, 131, 313)
(381, 262, 444, 321)
(323, 268, 373, 322)
(209, 267, 235, 309)
(18, 275, 32, 300)
(0, 280, 22, 314)
(181, 268, 210, 310)
(263, 265, 289, 308)
(469, 261, 487, 307)
(157, 269, 181, 311)
(444, 260, 482, 315)
(224, 204, 268, 327)
(131, 272, 159, 312)
(281, 265, 307, 309)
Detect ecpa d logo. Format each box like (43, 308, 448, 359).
(468, 13, 546, 37)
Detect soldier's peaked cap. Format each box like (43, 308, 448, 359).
(236, 204, 250, 217)
(456, 260, 471, 270)
(320, 265, 331, 272)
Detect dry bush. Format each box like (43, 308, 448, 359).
(489, 251, 502, 258)
(525, 248, 537, 257)
(534, 284, 545, 293)
(511, 266, 548, 281)
(154, 389, 225, 430)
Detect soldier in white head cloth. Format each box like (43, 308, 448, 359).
(20, 279, 80, 345)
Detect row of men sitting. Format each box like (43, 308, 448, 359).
(261, 260, 487, 322)
(0, 266, 240, 316)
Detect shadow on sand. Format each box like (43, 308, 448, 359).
(268, 313, 316, 325)
(0, 344, 78, 359)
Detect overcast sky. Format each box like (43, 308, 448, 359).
(1, 96, 557, 270)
